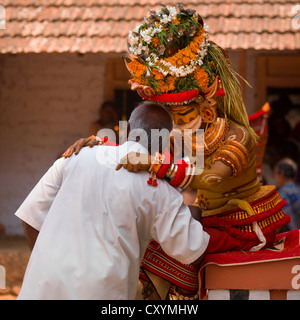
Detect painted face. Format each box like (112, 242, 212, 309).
(168, 102, 200, 125)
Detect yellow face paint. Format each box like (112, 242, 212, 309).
(168, 102, 200, 126)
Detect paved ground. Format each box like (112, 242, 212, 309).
(0, 236, 30, 300)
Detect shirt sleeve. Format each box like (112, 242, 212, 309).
(151, 192, 210, 265)
(15, 157, 66, 231)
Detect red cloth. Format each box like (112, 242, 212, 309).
(202, 229, 300, 265)
(203, 226, 276, 254)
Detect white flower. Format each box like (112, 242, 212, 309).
(196, 59, 203, 66)
(143, 35, 152, 44)
(140, 28, 153, 44)
(168, 7, 178, 19)
(128, 31, 139, 46)
(204, 23, 210, 32)
(160, 14, 172, 24)
(153, 24, 162, 33)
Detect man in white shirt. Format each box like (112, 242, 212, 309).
(15, 102, 209, 300)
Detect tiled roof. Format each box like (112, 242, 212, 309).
(0, 0, 299, 53)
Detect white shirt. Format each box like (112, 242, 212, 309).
(15, 141, 209, 300)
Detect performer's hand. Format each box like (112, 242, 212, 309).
(115, 152, 152, 172)
(62, 137, 99, 158)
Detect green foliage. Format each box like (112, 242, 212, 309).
(157, 28, 168, 46)
(138, 22, 147, 32)
(202, 63, 214, 85)
(146, 76, 159, 92)
(174, 74, 198, 93)
(168, 22, 179, 37)
(152, 15, 201, 58)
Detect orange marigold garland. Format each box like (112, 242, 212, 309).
(193, 67, 209, 91)
(163, 29, 205, 68)
(127, 60, 147, 85)
(157, 76, 176, 93)
(151, 68, 165, 81)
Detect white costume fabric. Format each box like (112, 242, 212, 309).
(16, 141, 209, 300)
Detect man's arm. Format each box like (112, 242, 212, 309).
(152, 195, 209, 265)
(23, 222, 39, 250)
(15, 157, 66, 240)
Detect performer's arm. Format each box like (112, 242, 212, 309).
(188, 160, 232, 190)
(189, 132, 251, 189)
(115, 152, 233, 189)
(68, 136, 244, 190)
(115, 122, 252, 190)
(115, 152, 152, 172)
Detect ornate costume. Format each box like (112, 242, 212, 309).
(123, 3, 290, 299)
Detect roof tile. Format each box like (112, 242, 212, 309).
(0, 1, 298, 53)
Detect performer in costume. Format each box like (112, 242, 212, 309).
(63, 3, 290, 299)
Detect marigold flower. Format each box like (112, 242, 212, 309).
(151, 36, 160, 48)
(128, 60, 147, 79)
(160, 29, 205, 68)
(193, 67, 209, 91)
(151, 68, 165, 80)
(157, 76, 176, 93)
(182, 56, 190, 65)
(171, 17, 180, 24)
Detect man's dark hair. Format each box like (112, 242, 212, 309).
(128, 101, 173, 154)
(275, 158, 297, 180)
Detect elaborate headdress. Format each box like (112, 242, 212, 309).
(124, 3, 257, 141)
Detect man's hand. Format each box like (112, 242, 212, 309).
(115, 152, 152, 172)
(62, 137, 99, 158)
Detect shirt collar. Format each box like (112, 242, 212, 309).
(119, 140, 149, 156)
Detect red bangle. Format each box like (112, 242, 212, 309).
(170, 159, 187, 187)
(99, 137, 108, 143)
(156, 153, 172, 179)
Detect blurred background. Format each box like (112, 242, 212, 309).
(0, 0, 299, 299)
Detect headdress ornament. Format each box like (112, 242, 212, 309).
(124, 2, 214, 105)
(124, 2, 257, 141)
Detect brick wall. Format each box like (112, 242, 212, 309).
(0, 52, 119, 234)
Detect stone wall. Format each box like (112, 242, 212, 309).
(0, 52, 117, 234)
